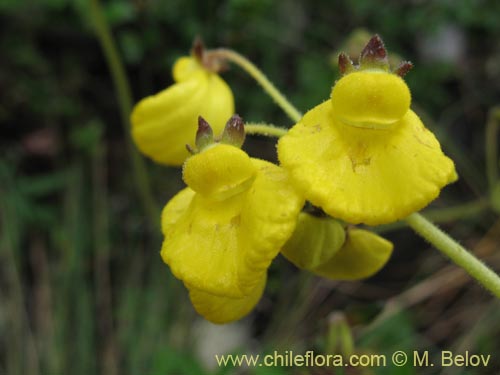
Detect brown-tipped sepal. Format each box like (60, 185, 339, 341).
(220, 114, 245, 148)
(359, 34, 389, 71)
(338, 52, 355, 76)
(394, 61, 414, 77)
(191, 36, 205, 63)
(191, 36, 228, 73)
(195, 116, 214, 151)
(337, 35, 413, 78)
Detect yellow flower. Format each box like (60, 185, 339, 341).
(131, 56, 234, 166)
(278, 35, 457, 225)
(313, 228, 392, 280)
(161, 116, 304, 323)
(281, 212, 346, 270)
(188, 274, 266, 324)
(282, 212, 393, 280)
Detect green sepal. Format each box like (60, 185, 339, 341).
(220, 114, 245, 148)
(195, 116, 214, 151)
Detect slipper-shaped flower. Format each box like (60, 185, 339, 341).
(188, 274, 267, 324)
(278, 35, 457, 225)
(131, 49, 234, 166)
(282, 212, 393, 280)
(161, 116, 304, 322)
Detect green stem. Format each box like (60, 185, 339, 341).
(91, 137, 118, 375)
(245, 122, 288, 138)
(405, 212, 500, 298)
(375, 199, 490, 233)
(486, 107, 500, 190)
(211, 49, 302, 122)
(89, 0, 159, 227)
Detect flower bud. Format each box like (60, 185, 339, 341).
(281, 213, 346, 270)
(282, 213, 393, 280)
(313, 228, 393, 280)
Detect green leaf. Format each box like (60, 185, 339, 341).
(18, 171, 69, 197)
(359, 311, 417, 375)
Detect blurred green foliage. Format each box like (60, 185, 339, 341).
(1, 0, 500, 374)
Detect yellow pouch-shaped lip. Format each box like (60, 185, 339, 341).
(277, 100, 457, 225)
(188, 273, 266, 324)
(131, 57, 234, 166)
(161, 157, 304, 298)
(312, 228, 393, 280)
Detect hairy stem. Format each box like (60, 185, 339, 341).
(405, 212, 500, 298)
(245, 122, 289, 138)
(210, 49, 302, 122)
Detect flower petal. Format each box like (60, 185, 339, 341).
(188, 273, 266, 324)
(161, 188, 246, 298)
(173, 56, 203, 82)
(278, 101, 457, 225)
(312, 228, 393, 280)
(236, 160, 305, 291)
(281, 213, 346, 270)
(131, 59, 234, 166)
(161, 159, 303, 298)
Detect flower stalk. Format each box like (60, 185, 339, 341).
(405, 213, 500, 298)
(244, 122, 289, 138)
(207, 48, 303, 122)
